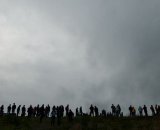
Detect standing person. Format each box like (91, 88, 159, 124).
(94, 106, 99, 117)
(65, 105, 69, 117)
(158, 105, 160, 115)
(7, 104, 11, 115)
(143, 105, 148, 117)
(129, 105, 133, 116)
(138, 106, 143, 116)
(57, 106, 61, 126)
(52, 106, 56, 114)
(111, 104, 116, 116)
(12, 103, 16, 114)
(21, 105, 26, 117)
(45, 105, 49, 117)
(36, 104, 40, 117)
(155, 105, 158, 115)
(68, 109, 74, 121)
(150, 105, 155, 116)
(76, 108, 79, 117)
(33, 106, 37, 117)
(80, 106, 83, 116)
(132, 107, 136, 116)
(116, 104, 121, 117)
(40, 104, 45, 123)
(60, 105, 64, 117)
(89, 104, 94, 116)
(28, 105, 33, 118)
(17, 105, 21, 117)
(0, 105, 4, 116)
(50, 109, 56, 126)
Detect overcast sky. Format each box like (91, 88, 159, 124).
(0, 0, 160, 112)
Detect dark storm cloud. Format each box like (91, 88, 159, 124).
(0, 0, 160, 112)
(83, 0, 160, 106)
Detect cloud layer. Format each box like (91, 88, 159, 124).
(0, 0, 160, 112)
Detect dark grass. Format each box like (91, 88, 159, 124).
(0, 115, 160, 130)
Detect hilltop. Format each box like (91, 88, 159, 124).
(0, 115, 160, 130)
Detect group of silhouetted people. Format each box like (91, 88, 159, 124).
(88, 104, 123, 118)
(89, 104, 99, 116)
(0, 103, 77, 126)
(50, 105, 74, 125)
(0, 103, 160, 126)
(129, 105, 160, 117)
(111, 104, 122, 117)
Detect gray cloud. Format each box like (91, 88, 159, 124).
(0, 0, 160, 112)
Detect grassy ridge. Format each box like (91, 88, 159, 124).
(0, 116, 160, 130)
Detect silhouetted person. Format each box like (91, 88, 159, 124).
(28, 105, 33, 118)
(40, 104, 45, 123)
(155, 105, 158, 115)
(17, 105, 21, 117)
(150, 105, 155, 116)
(155, 105, 160, 115)
(50, 109, 56, 126)
(65, 105, 69, 117)
(80, 106, 83, 116)
(21, 105, 26, 117)
(158, 105, 160, 115)
(12, 103, 16, 114)
(36, 104, 40, 117)
(0, 105, 4, 116)
(90, 104, 94, 116)
(94, 106, 99, 117)
(76, 107, 79, 116)
(60, 105, 64, 117)
(45, 104, 50, 117)
(111, 104, 116, 116)
(57, 106, 61, 125)
(138, 106, 143, 116)
(68, 109, 74, 121)
(116, 104, 121, 117)
(143, 105, 148, 117)
(7, 104, 11, 114)
(129, 105, 133, 116)
(132, 107, 136, 116)
(52, 106, 56, 114)
(33, 106, 37, 117)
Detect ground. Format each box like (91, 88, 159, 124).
(0, 115, 160, 130)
